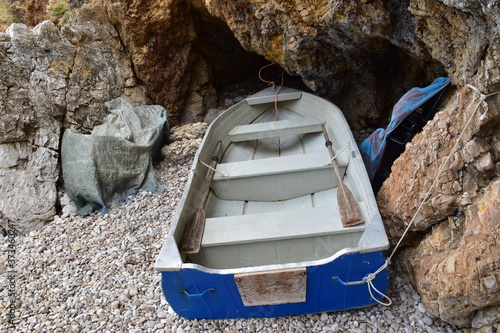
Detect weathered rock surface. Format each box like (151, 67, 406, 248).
(160, 122, 208, 166)
(0, 15, 148, 233)
(95, 0, 498, 129)
(0, 21, 72, 233)
(378, 32, 500, 327)
(0, 0, 499, 328)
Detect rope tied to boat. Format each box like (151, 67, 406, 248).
(199, 159, 228, 177)
(324, 142, 350, 165)
(332, 260, 392, 306)
(365, 265, 393, 307)
(258, 62, 285, 121)
(335, 84, 500, 307)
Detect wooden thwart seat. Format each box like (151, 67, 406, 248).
(211, 152, 348, 201)
(213, 151, 344, 181)
(245, 88, 302, 105)
(228, 118, 325, 142)
(201, 204, 366, 247)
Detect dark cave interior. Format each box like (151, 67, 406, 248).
(187, 8, 448, 135)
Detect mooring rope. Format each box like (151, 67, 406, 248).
(258, 62, 285, 121)
(325, 142, 350, 165)
(342, 84, 500, 306)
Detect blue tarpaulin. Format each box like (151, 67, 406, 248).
(359, 77, 451, 187)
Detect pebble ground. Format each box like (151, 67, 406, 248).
(0, 157, 465, 332)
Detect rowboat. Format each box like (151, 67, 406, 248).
(155, 87, 390, 319)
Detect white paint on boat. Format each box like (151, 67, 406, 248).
(155, 87, 388, 274)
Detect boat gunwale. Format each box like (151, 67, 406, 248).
(173, 244, 380, 275)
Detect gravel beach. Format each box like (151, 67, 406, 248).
(1, 140, 465, 333)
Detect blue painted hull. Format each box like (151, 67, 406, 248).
(160, 251, 388, 319)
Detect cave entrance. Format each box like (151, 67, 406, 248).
(187, 8, 447, 144)
(184, 9, 310, 123)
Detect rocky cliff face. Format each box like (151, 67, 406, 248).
(0, 9, 149, 233)
(0, 0, 499, 329)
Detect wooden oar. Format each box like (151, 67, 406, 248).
(321, 125, 364, 227)
(180, 141, 223, 254)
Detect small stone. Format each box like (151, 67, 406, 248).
(475, 152, 494, 171)
(119, 293, 132, 302)
(422, 316, 434, 326)
(157, 310, 168, 319)
(129, 286, 138, 296)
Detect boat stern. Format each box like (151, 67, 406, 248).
(157, 250, 389, 319)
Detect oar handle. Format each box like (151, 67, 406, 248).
(321, 125, 364, 227)
(321, 126, 343, 180)
(200, 141, 222, 208)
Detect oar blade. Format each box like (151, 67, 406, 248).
(179, 141, 223, 254)
(337, 184, 364, 227)
(179, 208, 206, 254)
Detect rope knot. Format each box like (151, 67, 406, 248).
(364, 273, 376, 283)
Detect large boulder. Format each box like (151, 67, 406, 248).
(377, 32, 500, 328)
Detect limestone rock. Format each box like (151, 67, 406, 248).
(377, 30, 500, 327)
(0, 22, 72, 234)
(394, 181, 500, 326)
(0, 145, 59, 232)
(1, 0, 499, 328)
(472, 305, 500, 332)
(0, 16, 148, 233)
(60, 5, 150, 133)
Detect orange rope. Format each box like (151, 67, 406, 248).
(258, 62, 285, 121)
(274, 67, 284, 121)
(258, 62, 276, 85)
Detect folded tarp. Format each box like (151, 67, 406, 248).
(359, 77, 451, 192)
(61, 98, 169, 215)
